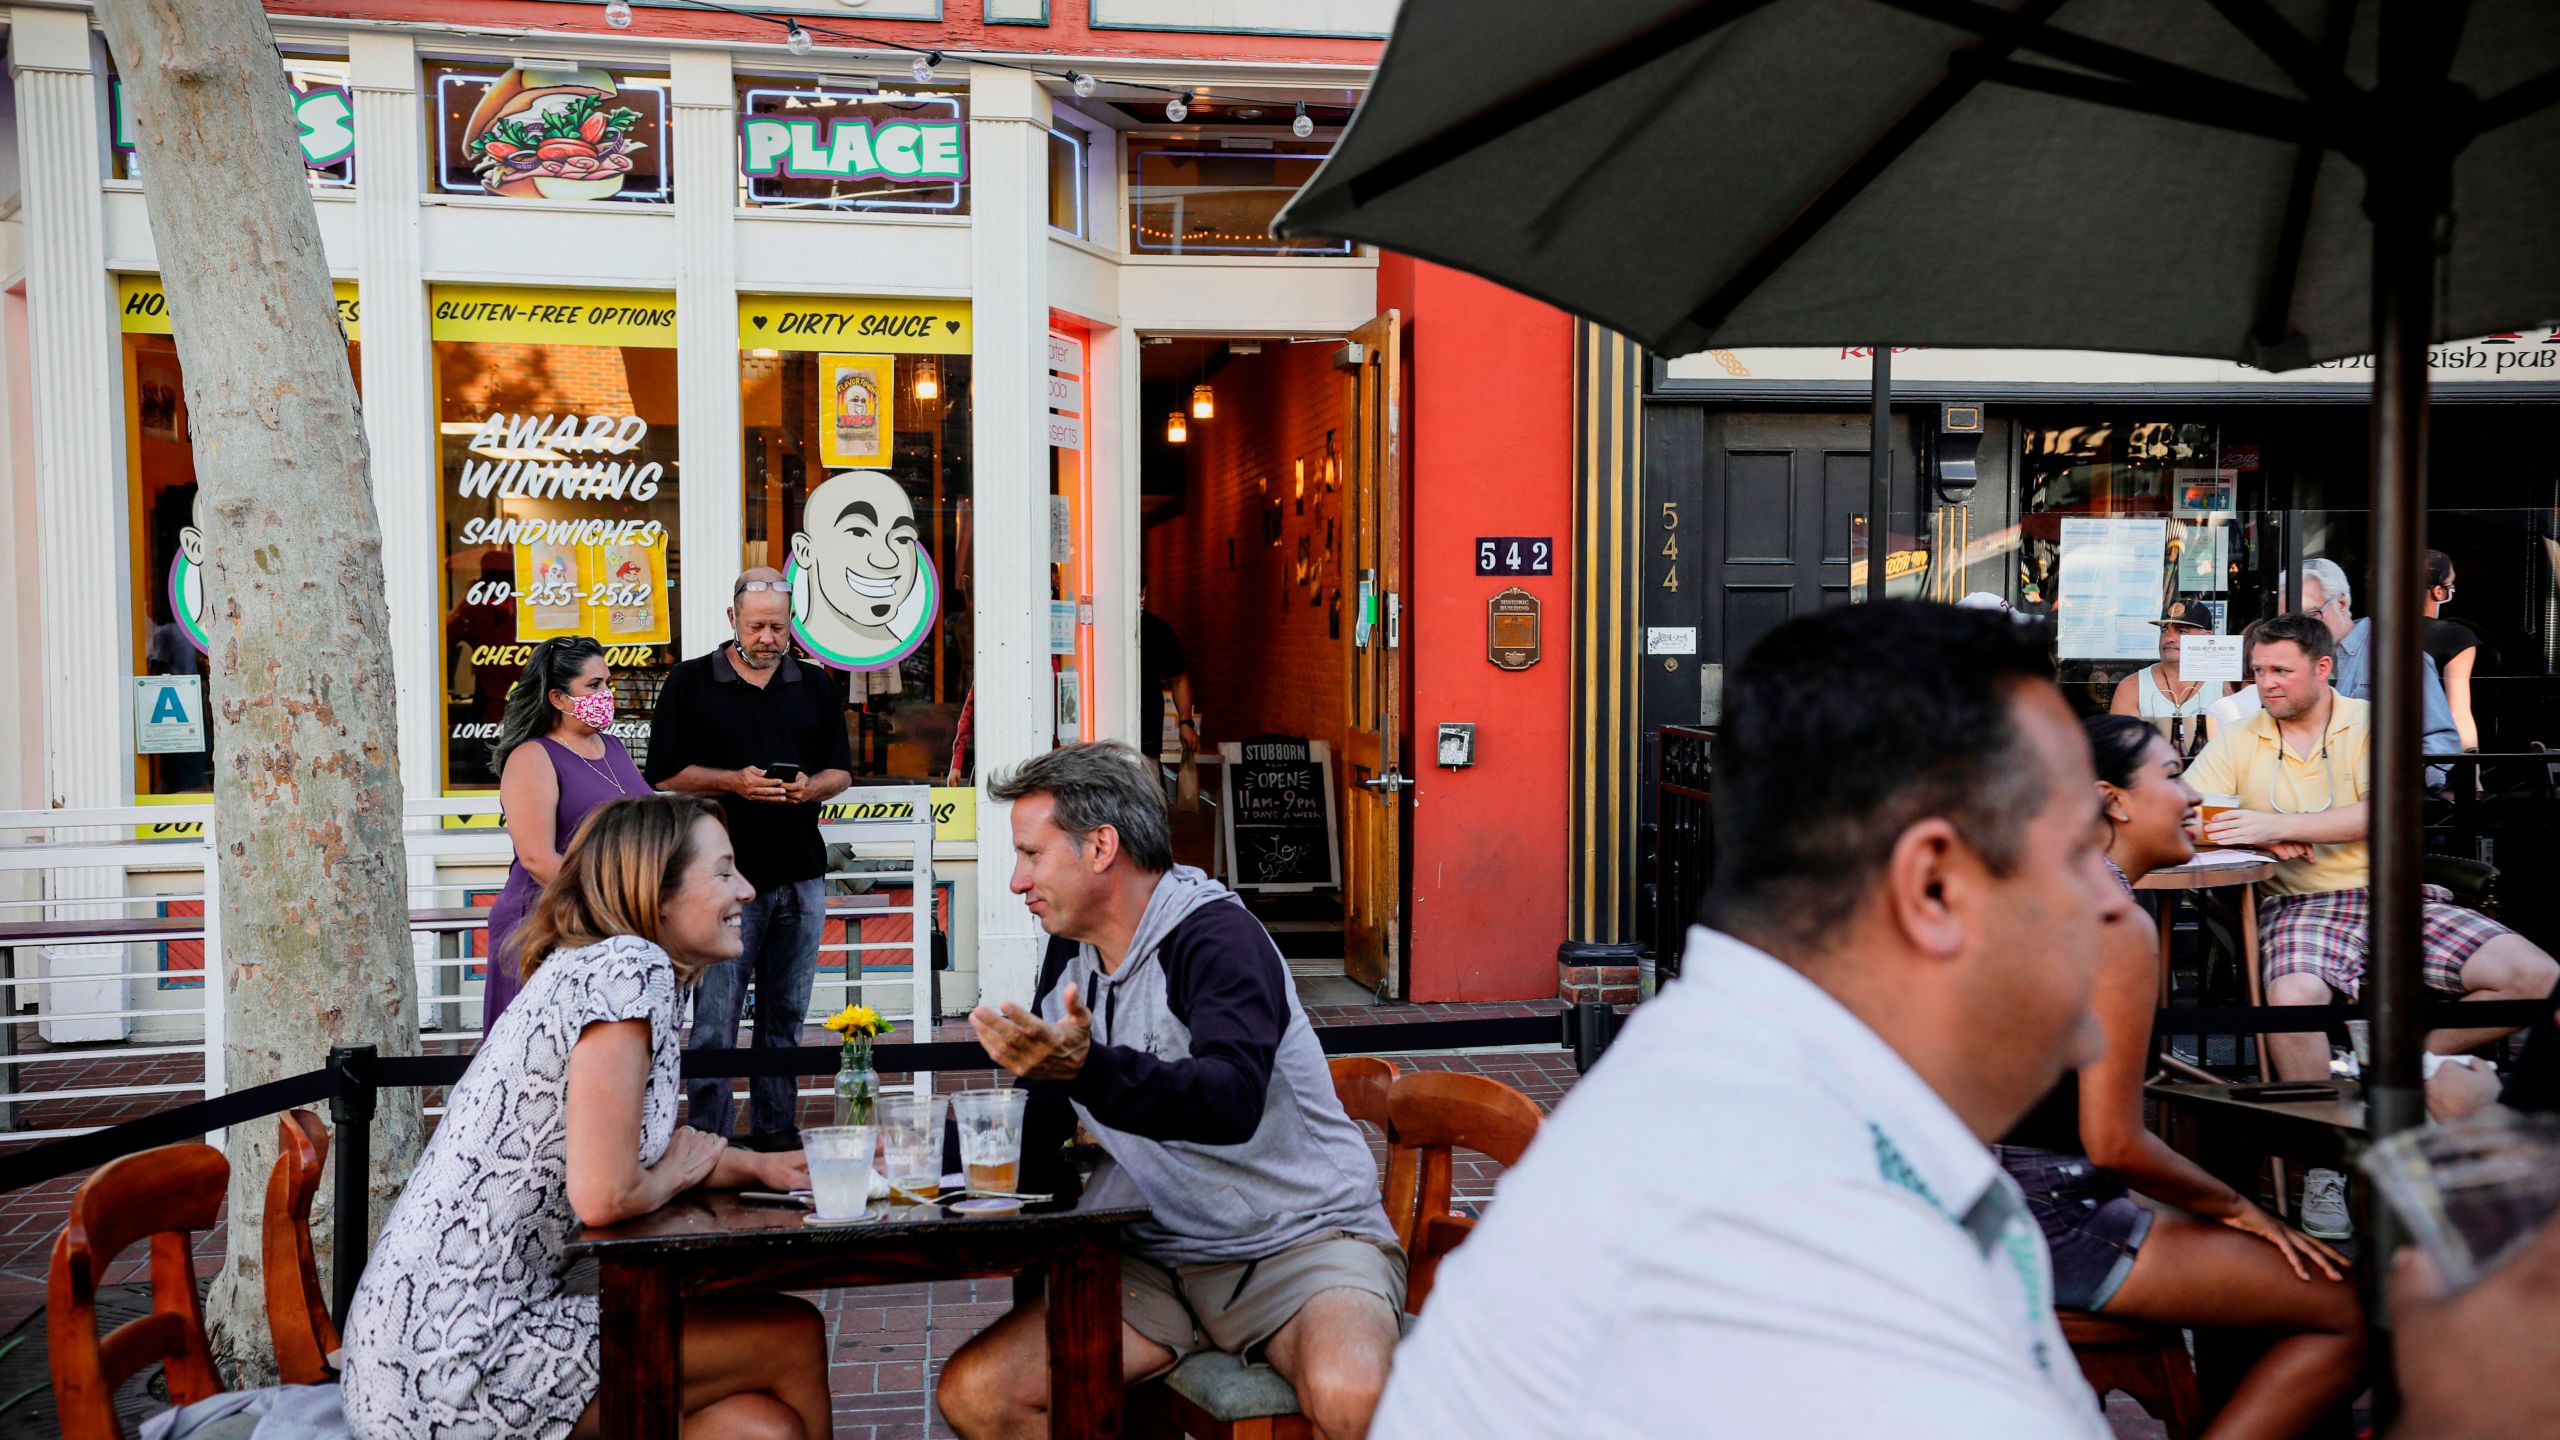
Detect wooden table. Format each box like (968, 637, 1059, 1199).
(2137, 853, 2279, 1077)
(567, 1189, 1149, 1440)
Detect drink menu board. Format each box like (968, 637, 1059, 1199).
(1218, 735, 1341, 893)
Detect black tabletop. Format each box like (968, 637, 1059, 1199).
(565, 1189, 1150, 1259)
(2145, 1080, 2369, 1137)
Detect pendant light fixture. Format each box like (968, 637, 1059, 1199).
(1166, 411, 1188, 444)
(1190, 383, 1215, 420)
(913, 359, 940, 401)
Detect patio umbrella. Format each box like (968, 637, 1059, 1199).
(1277, 0, 2560, 1151)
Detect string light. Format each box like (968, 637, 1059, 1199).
(1292, 102, 1312, 139)
(584, 0, 1356, 133)
(1166, 412, 1188, 444)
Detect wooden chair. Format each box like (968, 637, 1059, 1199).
(1139, 1057, 1411, 1440)
(2059, 1311, 2202, 1440)
(49, 1142, 230, 1440)
(1387, 1070, 1542, 1314)
(264, 1109, 340, 1385)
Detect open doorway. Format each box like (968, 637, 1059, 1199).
(1137, 332, 1388, 1005)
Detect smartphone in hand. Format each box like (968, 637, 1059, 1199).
(765, 762, 803, 784)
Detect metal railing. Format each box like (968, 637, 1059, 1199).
(0, 789, 940, 1142)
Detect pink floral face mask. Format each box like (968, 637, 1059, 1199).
(568, 689, 616, 731)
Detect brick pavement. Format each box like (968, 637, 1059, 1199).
(0, 991, 2165, 1440)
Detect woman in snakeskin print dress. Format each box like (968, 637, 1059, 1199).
(341, 796, 832, 1439)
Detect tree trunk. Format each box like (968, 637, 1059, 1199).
(97, 0, 422, 1383)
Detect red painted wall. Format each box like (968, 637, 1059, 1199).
(1387, 257, 1575, 1002)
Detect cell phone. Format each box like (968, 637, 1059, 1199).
(2229, 1082, 2338, 1102)
(764, 762, 802, 783)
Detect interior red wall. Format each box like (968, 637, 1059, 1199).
(1390, 258, 1575, 1001)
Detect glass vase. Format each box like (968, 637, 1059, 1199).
(833, 1035, 878, 1126)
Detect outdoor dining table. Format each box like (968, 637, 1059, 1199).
(566, 1186, 1150, 1439)
(2137, 852, 2281, 1080)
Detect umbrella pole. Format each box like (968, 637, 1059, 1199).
(1870, 344, 1891, 598)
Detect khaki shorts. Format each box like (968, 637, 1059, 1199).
(1120, 1231, 1407, 1367)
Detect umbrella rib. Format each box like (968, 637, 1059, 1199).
(1975, 59, 2329, 148)
(2200, 0, 2364, 112)
(1684, 0, 2072, 336)
(2471, 63, 2560, 136)
(2249, 0, 2359, 363)
(1337, 0, 1780, 211)
(1871, 0, 2348, 131)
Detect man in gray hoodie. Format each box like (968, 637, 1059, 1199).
(938, 742, 1404, 1440)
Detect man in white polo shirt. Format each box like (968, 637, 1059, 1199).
(1374, 602, 2127, 1438)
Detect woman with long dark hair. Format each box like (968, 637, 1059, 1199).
(1998, 715, 2363, 1438)
(482, 637, 650, 1027)
(343, 796, 829, 1439)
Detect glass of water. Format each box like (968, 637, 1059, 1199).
(802, 1123, 877, 1220)
(876, 1095, 943, 1203)
(952, 1088, 1029, 1196)
(2363, 1112, 2560, 1291)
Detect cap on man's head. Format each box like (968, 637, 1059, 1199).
(2148, 603, 2210, 632)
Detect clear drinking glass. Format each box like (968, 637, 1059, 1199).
(802, 1123, 877, 1220)
(2345, 1019, 2371, 1070)
(2362, 1112, 2560, 1291)
(876, 1095, 943, 1203)
(951, 1088, 1029, 1196)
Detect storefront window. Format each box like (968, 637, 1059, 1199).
(124, 275, 361, 796)
(1048, 326, 1093, 741)
(435, 285, 681, 791)
(1125, 136, 1349, 256)
(1047, 127, 1086, 237)
(739, 295, 973, 783)
(735, 75, 967, 214)
(424, 55, 670, 203)
(107, 48, 356, 188)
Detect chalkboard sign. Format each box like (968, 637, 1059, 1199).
(1218, 735, 1341, 893)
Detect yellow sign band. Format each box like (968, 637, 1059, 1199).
(120, 274, 361, 341)
(430, 284, 678, 347)
(739, 294, 972, 354)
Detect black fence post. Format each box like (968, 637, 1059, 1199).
(326, 1043, 378, 1327)
(1565, 1002, 1624, 1074)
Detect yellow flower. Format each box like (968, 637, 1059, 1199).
(823, 1004, 887, 1037)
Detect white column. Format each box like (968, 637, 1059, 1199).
(969, 67, 1054, 1008)
(671, 50, 741, 659)
(350, 32, 447, 1024)
(1096, 323, 1141, 743)
(13, 8, 129, 1041)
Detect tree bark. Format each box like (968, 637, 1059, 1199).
(97, 0, 421, 1383)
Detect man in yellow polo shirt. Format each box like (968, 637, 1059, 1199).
(2189, 614, 2557, 1084)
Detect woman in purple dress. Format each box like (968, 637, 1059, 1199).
(483, 637, 651, 1027)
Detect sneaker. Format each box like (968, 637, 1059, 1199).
(2300, 1167, 2352, 1239)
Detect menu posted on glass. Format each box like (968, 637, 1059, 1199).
(2055, 517, 2168, 660)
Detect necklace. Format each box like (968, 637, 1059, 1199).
(559, 734, 638, 796)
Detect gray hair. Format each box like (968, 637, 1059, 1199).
(989, 741, 1175, 873)
(2301, 557, 2353, 614)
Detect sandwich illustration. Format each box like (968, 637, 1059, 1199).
(463, 66, 645, 200)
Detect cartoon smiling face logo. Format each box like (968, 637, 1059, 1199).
(169, 497, 211, 655)
(787, 470, 939, 672)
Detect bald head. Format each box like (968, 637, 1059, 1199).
(730, 566, 792, 669)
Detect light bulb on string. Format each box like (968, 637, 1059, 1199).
(1292, 102, 1313, 139)
(784, 21, 814, 55)
(1166, 90, 1192, 123)
(1070, 71, 1098, 99)
(1166, 412, 1188, 445)
(603, 0, 633, 27)
(912, 51, 941, 83)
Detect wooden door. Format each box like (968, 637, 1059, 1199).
(1341, 311, 1404, 996)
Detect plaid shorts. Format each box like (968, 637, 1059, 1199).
(2260, 885, 2509, 999)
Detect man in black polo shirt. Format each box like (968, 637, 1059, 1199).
(648, 567, 854, 1145)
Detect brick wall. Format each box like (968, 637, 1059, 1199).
(1143, 341, 1350, 769)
